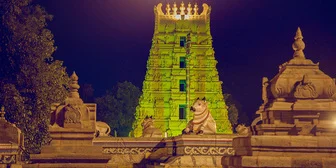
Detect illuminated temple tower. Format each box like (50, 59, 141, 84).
(132, 2, 231, 137)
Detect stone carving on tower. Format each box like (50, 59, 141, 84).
(253, 27, 336, 136)
(132, 2, 231, 137)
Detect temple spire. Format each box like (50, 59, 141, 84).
(292, 27, 305, 59)
(69, 71, 80, 98)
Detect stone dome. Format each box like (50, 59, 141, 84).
(267, 28, 336, 100)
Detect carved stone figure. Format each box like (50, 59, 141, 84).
(142, 116, 162, 137)
(262, 77, 269, 103)
(95, 121, 111, 137)
(64, 105, 81, 124)
(183, 98, 216, 135)
(235, 124, 251, 136)
(294, 74, 318, 98)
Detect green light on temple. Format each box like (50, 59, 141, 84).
(132, 2, 232, 137)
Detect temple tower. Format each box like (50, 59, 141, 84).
(133, 2, 231, 137)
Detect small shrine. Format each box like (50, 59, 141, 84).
(28, 72, 110, 168)
(0, 106, 24, 167)
(223, 28, 336, 168)
(254, 27, 336, 136)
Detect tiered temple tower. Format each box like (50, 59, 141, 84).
(133, 2, 231, 137)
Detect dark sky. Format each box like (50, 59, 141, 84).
(35, 0, 336, 121)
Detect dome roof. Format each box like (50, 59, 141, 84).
(268, 28, 336, 99)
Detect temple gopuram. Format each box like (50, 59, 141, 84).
(132, 2, 231, 137)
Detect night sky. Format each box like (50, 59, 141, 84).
(35, 0, 336, 121)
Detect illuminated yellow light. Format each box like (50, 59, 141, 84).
(174, 15, 190, 20)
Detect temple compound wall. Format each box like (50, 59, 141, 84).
(133, 2, 231, 137)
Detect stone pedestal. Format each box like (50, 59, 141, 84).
(150, 134, 236, 167)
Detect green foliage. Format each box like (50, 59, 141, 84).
(79, 83, 94, 102)
(95, 81, 141, 137)
(223, 94, 239, 126)
(0, 0, 69, 155)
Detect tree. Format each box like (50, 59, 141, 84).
(223, 94, 239, 126)
(80, 83, 94, 102)
(95, 81, 141, 137)
(0, 0, 69, 155)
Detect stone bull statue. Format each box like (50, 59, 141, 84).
(183, 97, 216, 135)
(95, 121, 111, 137)
(142, 116, 162, 138)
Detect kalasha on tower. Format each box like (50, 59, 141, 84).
(132, 2, 231, 137)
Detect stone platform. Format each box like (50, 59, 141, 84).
(92, 134, 236, 168)
(148, 134, 236, 168)
(222, 135, 336, 168)
(93, 136, 165, 167)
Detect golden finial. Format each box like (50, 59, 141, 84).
(187, 2, 192, 15)
(173, 2, 178, 15)
(180, 2, 186, 15)
(0, 106, 5, 120)
(193, 3, 199, 15)
(292, 27, 305, 59)
(69, 71, 80, 98)
(166, 3, 171, 15)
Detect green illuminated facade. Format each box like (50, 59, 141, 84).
(132, 2, 232, 137)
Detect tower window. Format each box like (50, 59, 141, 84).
(180, 36, 186, 47)
(179, 80, 186, 92)
(180, 57, 186, 68)
(179, 105, 186, 119)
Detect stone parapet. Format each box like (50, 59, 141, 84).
(223, 135, 336, 168)
(222, 156, 336, 168)
(149, 134, 236, 167)
(93, 137, 165, 167)
(91, 134, 236, 167)
(165, 134, 235, 157)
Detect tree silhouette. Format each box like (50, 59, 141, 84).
(0, 0, 69, 155)
(95, 81, 141, 137)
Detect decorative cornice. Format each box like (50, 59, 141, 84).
(0, 155, 16, 164)
(184, 146, 235, 156)
(155, 2, 209, 20)
(102, 147, 157, 155)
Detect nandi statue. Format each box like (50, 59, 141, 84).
(142, 116, 162, 137)
(235, 124, 251, 136)
(95, 121, 111, 137)
(183, 97, 216, 135)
